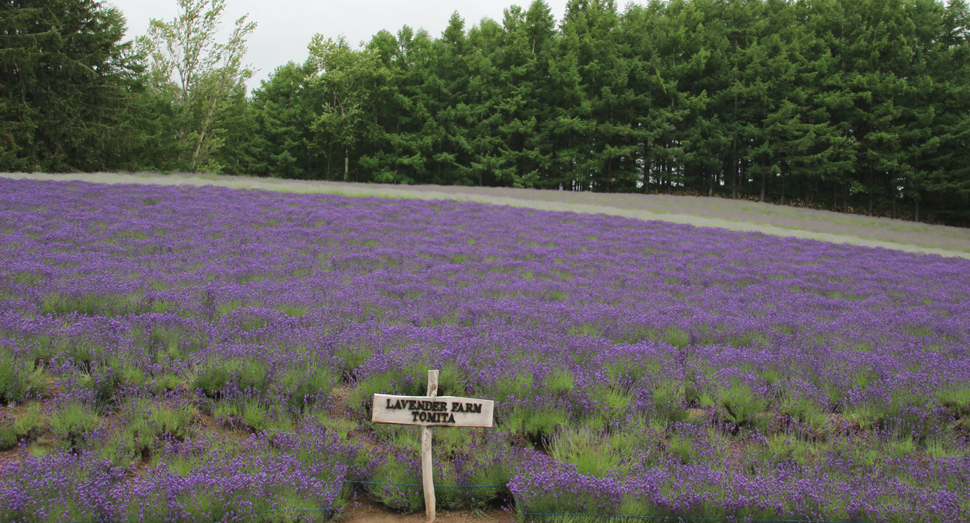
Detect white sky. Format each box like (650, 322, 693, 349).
(106, 0, 570, 91)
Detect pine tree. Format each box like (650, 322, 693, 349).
(247, 61, 324, 179)
(0, 0, 144, 172)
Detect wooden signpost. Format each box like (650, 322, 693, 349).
(371, 370, 495, 522)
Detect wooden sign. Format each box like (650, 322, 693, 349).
(371, 394, 494, 427)
(371, 370, 495, 522)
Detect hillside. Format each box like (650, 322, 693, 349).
(4, 172, 969, 258)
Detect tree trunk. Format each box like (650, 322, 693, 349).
(868, 185, 873, 216)
(915, 197, 920, 222)
(344, 147, 349, 181)
(780, 168, 786, 205)
(760, 166, 766, 203)
(732, 136, 739, 199)
(190, 96, 220, 171)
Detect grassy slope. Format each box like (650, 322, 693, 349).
(4, 171, 969, 258)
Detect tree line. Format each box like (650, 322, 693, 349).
(3, 0, 970, 225)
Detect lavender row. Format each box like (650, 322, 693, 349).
(1, 422, 356, 522)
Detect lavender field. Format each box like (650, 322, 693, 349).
(1, 178, 969, 522)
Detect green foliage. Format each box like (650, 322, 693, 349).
(502, 407, 567, 441)
(367, 453, 424, 513)
(194, 357, 271, 398)
(194, 364, 230, 398)
(652, 380, 689, 423)
(5, 0, 970, 224)
(50, 403, 101, 447)
(78, 365, 123, 409)
(278, 365, 334, 412)
(486, 372, 535, 402)
(0, 351, 43, 405)
(309, 412, 357, 440)
(336, 345, 373, 379)
(0, 0, 145, 172)
(548, 424, 640, 477)
(778, 392, 828, 430)
(121, 397, 195, 457)
(0, 421, 16, 450)
(666, 432, 699, 465)
(545, 369, 575, 395)
(754, 435, 821, 467)
(242, 401, 267, 431)
(13, 403, 43, 442)
(138, 0, 256, 172)
(307, 35, 391, 182)
(664, 328, 691, 349)
(939, 384, 970, 417)
(704, 382, 767, 427)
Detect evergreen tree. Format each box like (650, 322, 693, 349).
(0, 0, 144, 172)
(248, 61, 322, 179)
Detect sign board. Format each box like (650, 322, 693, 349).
(371, 370, 494, 522)
(372, 394, 494, 427)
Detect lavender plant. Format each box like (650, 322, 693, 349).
(1, 178, 969, 521)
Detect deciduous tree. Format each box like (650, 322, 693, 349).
(139, 0, 255, 172)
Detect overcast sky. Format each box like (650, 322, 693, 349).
(106, 0, 571, 91)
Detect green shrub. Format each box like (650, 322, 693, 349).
(652, 380, 689, 423)
(548, 424, 639, 477)
(242, 401, 270, 432)
(13, 403, 42, 441)
(778, 392, 827, 430)
(236, 359, 271, 393)
(0, 420, 16, 450)
(666, 433, 698, 464)
(0, 352, 43, 405)
(77, 365, 123, 409)
(545, 369, 574, 396)
(367, 453, 424, 513)
(120, 363, 147, 387)
(278, 365, 334, 412)
(50, 403, 101, 447)
(335, 345, 374, 380)
(705, 382, 767, 427)
(373, 422, 421, 452)
(483, 372, 534, 412)
(194, 365, 230, 398)
(351, 364, 441, 408)
(938, 384, 970, 417)
(195, 357, 272, 399)
(150, 373, 183, 394)
(664, 327, 690, 349)
(460, 434, 516, 510)
(122, 397, 195, 457)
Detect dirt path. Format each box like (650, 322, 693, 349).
(341, 497, 516, 523)
(4, 172, 969, 259)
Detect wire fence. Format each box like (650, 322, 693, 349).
(346, 480, 507, 488)
(520, 513, 870, 523)
(57, 480, 870, 523)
